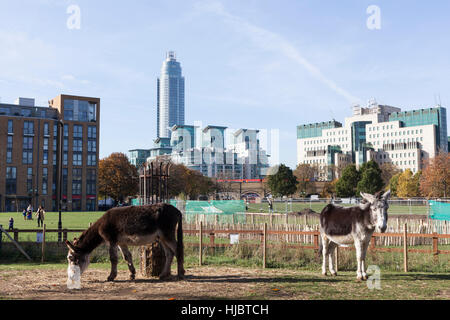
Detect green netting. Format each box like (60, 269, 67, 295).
(170, 200, 246, 223)
(429, 200, 450, 221)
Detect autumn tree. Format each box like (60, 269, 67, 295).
(99, 152, 138, 202)
(380, 162, 401, 188)
(389, 172, 401, 197)
(293, 163, 317, 197)
(396, 169, 421, 198)
(420, 152, 450, 197)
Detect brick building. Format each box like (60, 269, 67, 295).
(0, 94, 100, 212)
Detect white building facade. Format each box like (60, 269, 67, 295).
(297, 100, 447, 180)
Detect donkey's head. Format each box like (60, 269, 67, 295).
(360, 190, 390, 233)
(65, 238, 90, 275)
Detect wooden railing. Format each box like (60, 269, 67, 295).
(1, 224, 449, 271)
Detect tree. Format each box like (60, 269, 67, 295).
(397, 169, 420, 198)
(99, 152, 138, 202)
(266, 164, 298, 198)
(321, 179, 337, 198)
(380, 162, 401, 188)
(357, 168, 384, 195)
(356, 160, 384, 195)
(389, 172, 401, 197)
(335, 164, 360, 197)
(293, 163, 317, 197)
(420, 152, 450, 198)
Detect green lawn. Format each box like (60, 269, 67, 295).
(0, 211, 105, 230)
(247, 202, 428, 215)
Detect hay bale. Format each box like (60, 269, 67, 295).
(140, 240, 166, 277)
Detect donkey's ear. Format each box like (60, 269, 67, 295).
(65, 240, 76, 251)
(360, 192, 375, 203)
(382, 190, 391, 200)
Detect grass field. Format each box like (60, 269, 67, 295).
(247, 202, 428, 215)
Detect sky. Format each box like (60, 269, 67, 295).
(1, 0, 450, 169)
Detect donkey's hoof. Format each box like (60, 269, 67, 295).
(107, 273, 117, 281)
(322, 272, 328, 276)
(129, 274, 136, 281)
(159, 273, 171, 281)
(331, 272, 337, 276)
(177, 274, 185, 280)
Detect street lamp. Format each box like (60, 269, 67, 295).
(56, 119, 64, 242)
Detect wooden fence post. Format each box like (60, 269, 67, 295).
(199, 221, 203, 266)
(209, 232, 215, 255)
(403, 223, 408, 272)
(41, 224, 46, 263)
(432, 232, 439, 262)
(335, 246, 339, 272)
(313, 233, 319, 254)
(263, 223, 267, 269)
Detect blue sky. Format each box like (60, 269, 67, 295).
(1, 0, 450, 169)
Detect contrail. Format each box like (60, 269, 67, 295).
(197, 0, 362, 104)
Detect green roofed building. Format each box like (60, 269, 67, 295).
(297, 100, 448, 181)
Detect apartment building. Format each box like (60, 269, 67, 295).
(0, 94, 100, 212)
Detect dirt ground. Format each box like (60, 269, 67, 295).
(0, 266, 301, 300)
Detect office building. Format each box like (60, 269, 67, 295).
(297, 100, 447, 181)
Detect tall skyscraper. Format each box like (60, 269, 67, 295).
(157, 51, 185, 138)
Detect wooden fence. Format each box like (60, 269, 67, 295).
(184, 221, 450, 272)
(2, 223, 449, 272)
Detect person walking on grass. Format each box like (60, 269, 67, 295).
(22, 208, 27, 220)
(36, 206, 45, 228)
(27, 204, 33, 220)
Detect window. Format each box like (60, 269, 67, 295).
(88, 140, 96, 153)
(43, 151, 48, 165)
(23, 121, 34, 135)
(63, 138, 68, 151)
(72, 181, 82, 195)
(7, 120, 13, 134)
(27, 167, 33, 194)
(43, 137, 49, 151)
(73, 153, 82, 166)
(87, 154, 96, 166)
(64, 124, 69, 137)
(22, 136, 33, 164)
(73, 125, 83, 138)
(44, 122, 49, 136)
(72, 168, 82, 195)
(6, 136, 13, 164)
(73, 139, 83, 152)
(88, 126, 97, 139)
(42, 168, 48, 195)
(6, 167, 17, 194)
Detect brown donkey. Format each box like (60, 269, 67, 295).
(66, 203, 185, 282)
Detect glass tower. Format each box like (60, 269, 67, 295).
(157, 51, 185, 138)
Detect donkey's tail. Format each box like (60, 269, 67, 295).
(176, 211, 184, 265)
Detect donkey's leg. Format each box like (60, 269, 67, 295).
(107, 244, 119, 281)
(360, 238, 371, 280)
(354, 239, 364, 280)
(328, 241, 338, 276)
(321, 234, 329, 276)
(118, 245, 136, 280)
(158, 239, 175, 280)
